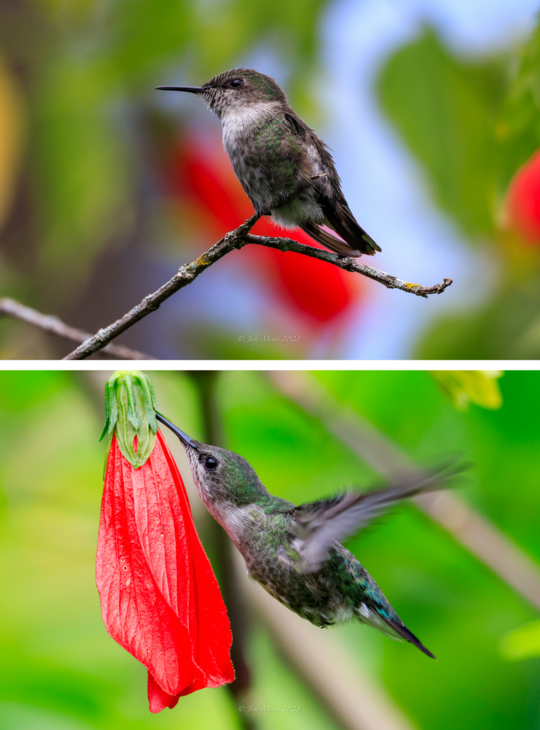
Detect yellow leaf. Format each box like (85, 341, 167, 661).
(500, 619, 540, 661)
(430, 371, 503, 410)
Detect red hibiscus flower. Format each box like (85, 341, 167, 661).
(96, 372, 234, 712)
(504, 149, 540, 246)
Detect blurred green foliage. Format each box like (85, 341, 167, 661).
(31, 0, 327, 278)
(501, 618, 540, 661)
(378, 29, 505, 239)
(0, 0, 331, 358)
(377, 17, 540, 359)
(378, 20, 540, 239)
(497, 17, 540, 188)
(0, 370, 539, 729)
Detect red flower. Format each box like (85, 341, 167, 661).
(504, 149, 540, 246)
(97, 426, 234, 713)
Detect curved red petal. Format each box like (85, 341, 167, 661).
(148, 671, 180, 713)
(96, 433, 234, 713)
(96, 437, 195, 695)
(154, 430, 235, 687)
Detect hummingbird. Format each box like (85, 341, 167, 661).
(156, 68, 381, 258)
(157, 413, 463, 659)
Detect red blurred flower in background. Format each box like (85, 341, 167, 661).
(97, 372, 234, 713)
(161, 130, 363, 327)
(504, 149, 540, 246)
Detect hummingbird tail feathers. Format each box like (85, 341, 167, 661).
(321, 197, 382, 256)
(382, 615, 436, 659)
(301, 222, 364, 258)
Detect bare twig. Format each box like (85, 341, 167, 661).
(244, 233, 453, 297)
(269, 371, 540, 614)
(64, 214, 452, 360)
(0, 297, 154, 360)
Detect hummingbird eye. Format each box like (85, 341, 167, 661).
(230, 78, 244, 88)
(204, 456, 219, 471)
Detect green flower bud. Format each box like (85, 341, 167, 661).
(101, 371, 159, 469)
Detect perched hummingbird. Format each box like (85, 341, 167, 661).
(157, 69, 381, 258)
(157, 414, 463, 659)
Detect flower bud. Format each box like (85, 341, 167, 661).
(100, 370, 159, 469)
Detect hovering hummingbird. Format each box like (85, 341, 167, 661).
(157, 414, 463, 659)
(156, 68, 381, 258)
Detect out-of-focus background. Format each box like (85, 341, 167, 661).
(1, 369, 540, 729)
(0, 0, 540, 359)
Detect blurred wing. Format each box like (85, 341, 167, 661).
(293, 462, 466, 572)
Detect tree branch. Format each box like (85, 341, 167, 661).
(0, 297, 154, 360)
(244, 233, 453, 297)
(63, 214, 453, 360)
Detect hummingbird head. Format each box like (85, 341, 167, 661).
(157, 415, 269, 509)
(156, 68, 287, 118)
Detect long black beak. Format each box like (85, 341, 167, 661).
(156, 413, 199, 450)
(155, 86, 208, 94)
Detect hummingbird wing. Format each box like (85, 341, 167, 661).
(292, 462, 465, 572)
(281, 112, 381, 257)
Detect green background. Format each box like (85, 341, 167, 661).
(0, 370, 538, 729)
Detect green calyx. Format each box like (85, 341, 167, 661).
(100, 371, 159, 469)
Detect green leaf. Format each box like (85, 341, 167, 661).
(377, 27, 505, 238)
(496, 16, 540, 189)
